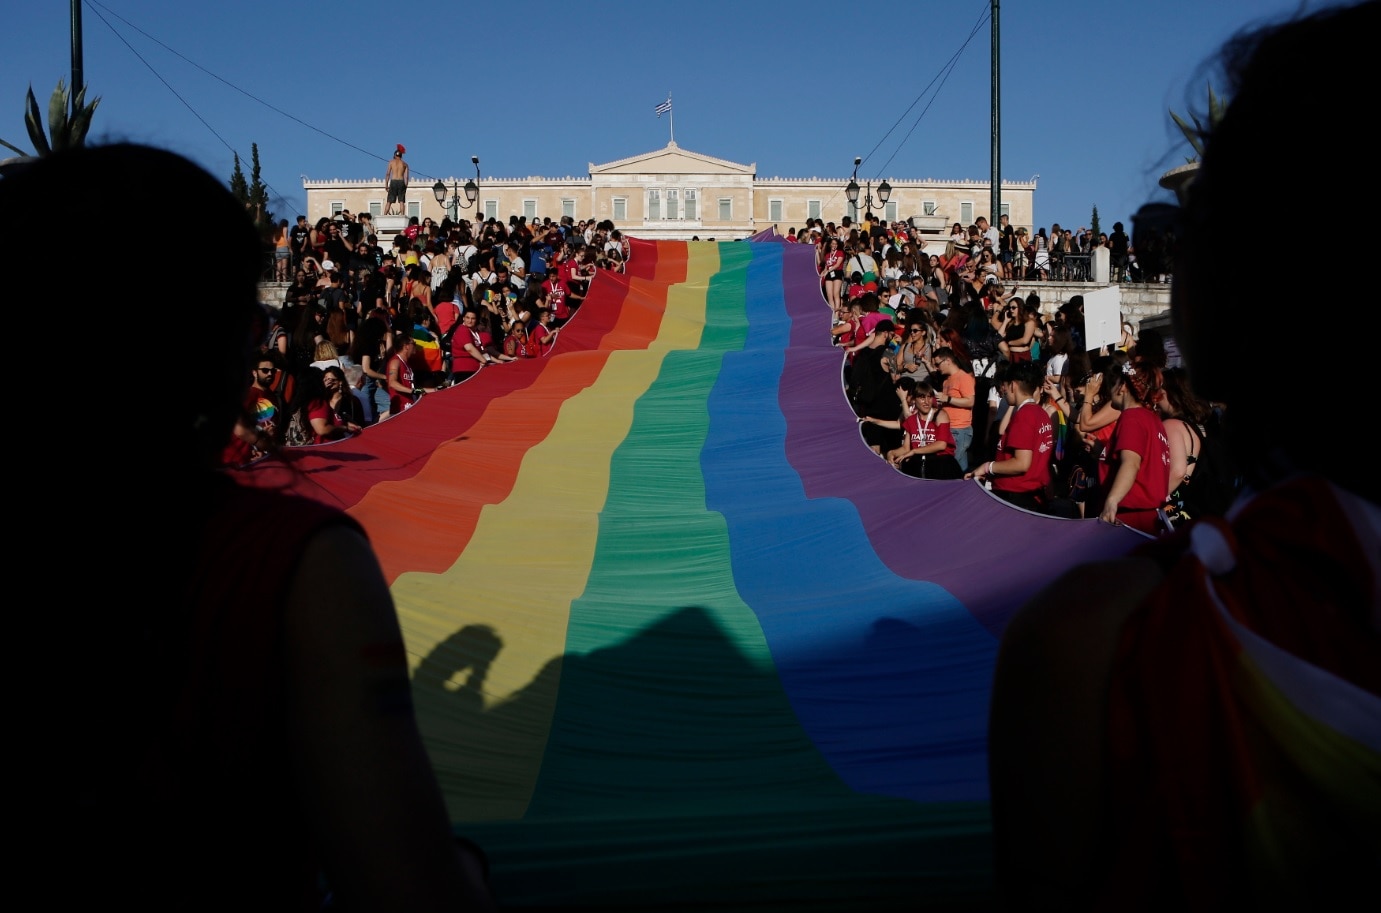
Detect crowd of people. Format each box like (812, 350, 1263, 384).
(819, 210, 1229, 535)
(794, 208, 1146, 290)
(248, 192, 1217, 536)
(225, 212, 631, 465)
(11, 4, 1372, 910)
(989, 6, 1378, 911)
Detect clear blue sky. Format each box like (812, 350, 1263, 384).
(3, 0, 1333, 231)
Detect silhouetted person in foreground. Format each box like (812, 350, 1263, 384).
(3, 144, 496, 911)
(989, 3, 1381, 909)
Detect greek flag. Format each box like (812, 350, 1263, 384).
(655, 97, 672, 117)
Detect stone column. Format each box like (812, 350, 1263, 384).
(1092, 246, 1110, 284)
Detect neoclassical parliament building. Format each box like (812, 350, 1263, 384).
(304, 142, 1036, 242)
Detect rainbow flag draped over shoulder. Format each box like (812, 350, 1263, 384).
(411, 324, 443, 373)
(241, 238, 1135, 910)
(1101, 480, 1381, 909)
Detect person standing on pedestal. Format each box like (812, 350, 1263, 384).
(384, 144, 409, 216)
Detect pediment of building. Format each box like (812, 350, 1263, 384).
(590, 142, 755, 177)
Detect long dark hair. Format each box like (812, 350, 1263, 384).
(1160, 368, 1211, 425)
(349, 315, 390, 364)
(289, 366, 329, 424)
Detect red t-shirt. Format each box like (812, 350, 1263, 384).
(544, 277, 569, 319)
(452, 326, 484, 375)
(904, 410, 956, 456)
(993, 401, 1053, 494)
(435, 300, 460, 337)
(1102, 405, 1171, 511)
(386, 353, 414, 415)
(307, 399, 335, 443)
(560, 259, 581, 290)
(531, 323, 556, 354)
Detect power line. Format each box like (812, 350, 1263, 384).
(81, 0, 294, 206)
(871, 3, 992, 179)
(821, 1, 992, 214)
(83, 0, 444, 190)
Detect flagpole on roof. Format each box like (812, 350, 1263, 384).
(655, 94, 674, 143)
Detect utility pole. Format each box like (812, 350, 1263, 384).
(990, 0, 1001, 227)
(71, 0, 85, 97)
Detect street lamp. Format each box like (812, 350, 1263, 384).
(845, 156, 891, 221)
(432, 155, 481, 222)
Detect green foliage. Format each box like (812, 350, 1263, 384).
(229, 152, 249, 201)
(228, 143, 276, 238)
(1170, 83, 1227, 163)
(1090, 206, 1101, 240)
(1, 80, 101, 158)
(248, 143, 273, 234)
(249, 144, 266, 207)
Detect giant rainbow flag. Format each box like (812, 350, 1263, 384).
(243, 237, 1138, 909)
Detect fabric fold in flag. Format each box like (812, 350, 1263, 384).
(239, 236, 1139, 910)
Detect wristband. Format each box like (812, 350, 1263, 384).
(988, 461, 996, 476)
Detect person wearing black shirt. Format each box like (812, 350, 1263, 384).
(289, 215, 311, 270)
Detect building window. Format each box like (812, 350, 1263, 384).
(561, 199, 576, 219)
(684, 188, 697, 220)
(922, 201, 937, 216)
(407, 201, 421, 220)
(613, 197, 627, 221)
(330, 200, 345, 217)
(1000, 201, 1010, 220)
(667, 189, 679, 220)
(960, 202, 973, 225)
(719, 198, 732, 220)
(769, 199, 783, 222)
(523, 199, 537, 220)
(808, 199, 821, 220)
(368, 201, 382, 217)
(484, 200, 497, 220)
(884, 201, 898, 223)
(649, 189, 661, 221)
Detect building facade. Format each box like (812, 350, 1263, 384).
(304, 142, 1037, 241)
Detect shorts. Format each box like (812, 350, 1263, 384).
(275, 247, 290, 261)
(388, 179, 407, 204)
(364, 377, 390, 417)
(1009, 349, 1031, 364)
(824, 270, 842, 281)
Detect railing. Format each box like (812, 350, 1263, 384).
(1051, 254, 1091, 282)
(1004, 252, 1093, 283)
(259, 251, 281, 282)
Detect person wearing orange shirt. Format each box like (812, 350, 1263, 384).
(934, 346, 976, 470)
